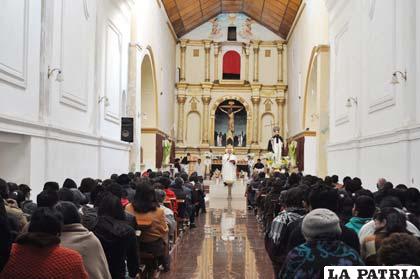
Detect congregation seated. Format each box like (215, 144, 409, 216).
(250, 171, 420, 278)
(0, 169, 210, 278)
(1, 207, 88, 278)
(155, 189, 177, 243)
(2, 168, 420, 278)
(0, 199, 12, 272)
(279, 208, 364, 278)
(93, 193, 139, 278)
(125, 179, 169, 271)
(55, 201, 111, 279)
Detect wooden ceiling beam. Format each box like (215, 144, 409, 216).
(162, 0, 302, 38)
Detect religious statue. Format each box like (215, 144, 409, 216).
(267, 126, 283, 164)
(219, 101, 244, 145)
(162, 138, 172, 166)
(222, 145, 237, 186)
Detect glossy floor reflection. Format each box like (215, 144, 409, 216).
(161, 179, 274, 279)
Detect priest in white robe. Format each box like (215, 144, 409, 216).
(222, 145, 237, 186)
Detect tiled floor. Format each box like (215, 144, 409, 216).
(161, 179, 274, 279)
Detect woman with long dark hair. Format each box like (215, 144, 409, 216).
(361, 207, 409, 265)
(93, 193, 139, 278)
(125, 179, 168, 270)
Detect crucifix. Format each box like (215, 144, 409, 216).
(219, 101, 244, 142)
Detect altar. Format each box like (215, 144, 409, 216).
(173, 37, 288, 165)
(210, 157, 249, 176)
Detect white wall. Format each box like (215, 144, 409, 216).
(287, 0, 329, 137)
(135, 0, 176, 135)
(0, 0, 134, 195)
(325, 0, 420, 188)
(0, 0, 41, 121)
(287, 0, 420, 188)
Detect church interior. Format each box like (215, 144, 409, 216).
(1, 0, 420, 278)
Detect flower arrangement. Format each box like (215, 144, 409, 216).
(265, 152, 274, 167)
(162, 139, 172, 166)
(288, 141, 297, 167)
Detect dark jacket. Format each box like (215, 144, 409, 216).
(285, 217, 360, 254)
(0, 216, 11, 272)
(279, 239, 364, 279)
(170, 185, 187, 200)
(93, 216, 139, 278)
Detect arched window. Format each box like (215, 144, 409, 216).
(223, 51, 241, 80)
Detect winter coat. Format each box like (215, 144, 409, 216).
(0, 232, 88, 279)
(60, 223, 111, 279)
(279, 239, 364, 279)
(93, 216, 139, 278)
(345, 217, 372, 234)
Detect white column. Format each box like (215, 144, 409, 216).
(252, 41, 260, 82)
(243, 44, 250, 83)
(180, 40, 187, 82)
(213, 43, 220, 82)
(204, 40, 211, 82)
(201, 95, 211, 144)
(177, 95, 186, 143)
(276, 41, 284, 83)
(251, 96, 260, 144)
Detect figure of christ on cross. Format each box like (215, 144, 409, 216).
(219, 101, 244, 144)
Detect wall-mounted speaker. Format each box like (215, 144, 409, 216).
(121, 117, 133, 142)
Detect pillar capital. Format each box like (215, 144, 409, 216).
(251, 84, 262, 93)
(201, 82, 213, 90)
(276, 41, 285, 52)
(251, 40, 261, 50)
(276, 97, 286, 106)
(203, 40, 212, 49)
(202, 96, 211, 105)
(179, 39, 188, 49)
(213, 42, 221, 54)
(243, 44, 251, 56)
(251, 96, 261, 105)
(177, 95, 187, 104)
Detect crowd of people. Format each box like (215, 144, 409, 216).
(2, 167, 420, 279)
(246, 172, 420, 278)
(0, 170, 207, 278)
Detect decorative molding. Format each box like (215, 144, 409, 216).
(166, 21, 178, 42)
(335, 114, 350, 126)
(333, 22, 349, 127)
(287, 131, 317, 142)
(141, 128, 170, 138)
(328, 124, 420, 152)
(0, 113, 130, 151)
(327, 0, 352, 26)
(366, 0, 396, 116)
(0, 0, 29, 88)
(286, 2, 306, 42)
(368, 94, 396, 114)
(59, 0, 89, 111)
(302, 45, 330, 128)
(368, 0, 376, 20)
(83, 0, 90, 20)
(334, 21, 349, 56)
(104, 19, 123, 124)
(264, 99, 273, 112)
(189, 97, 199, 111)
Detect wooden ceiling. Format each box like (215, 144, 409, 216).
(162, 0, 302, 39)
